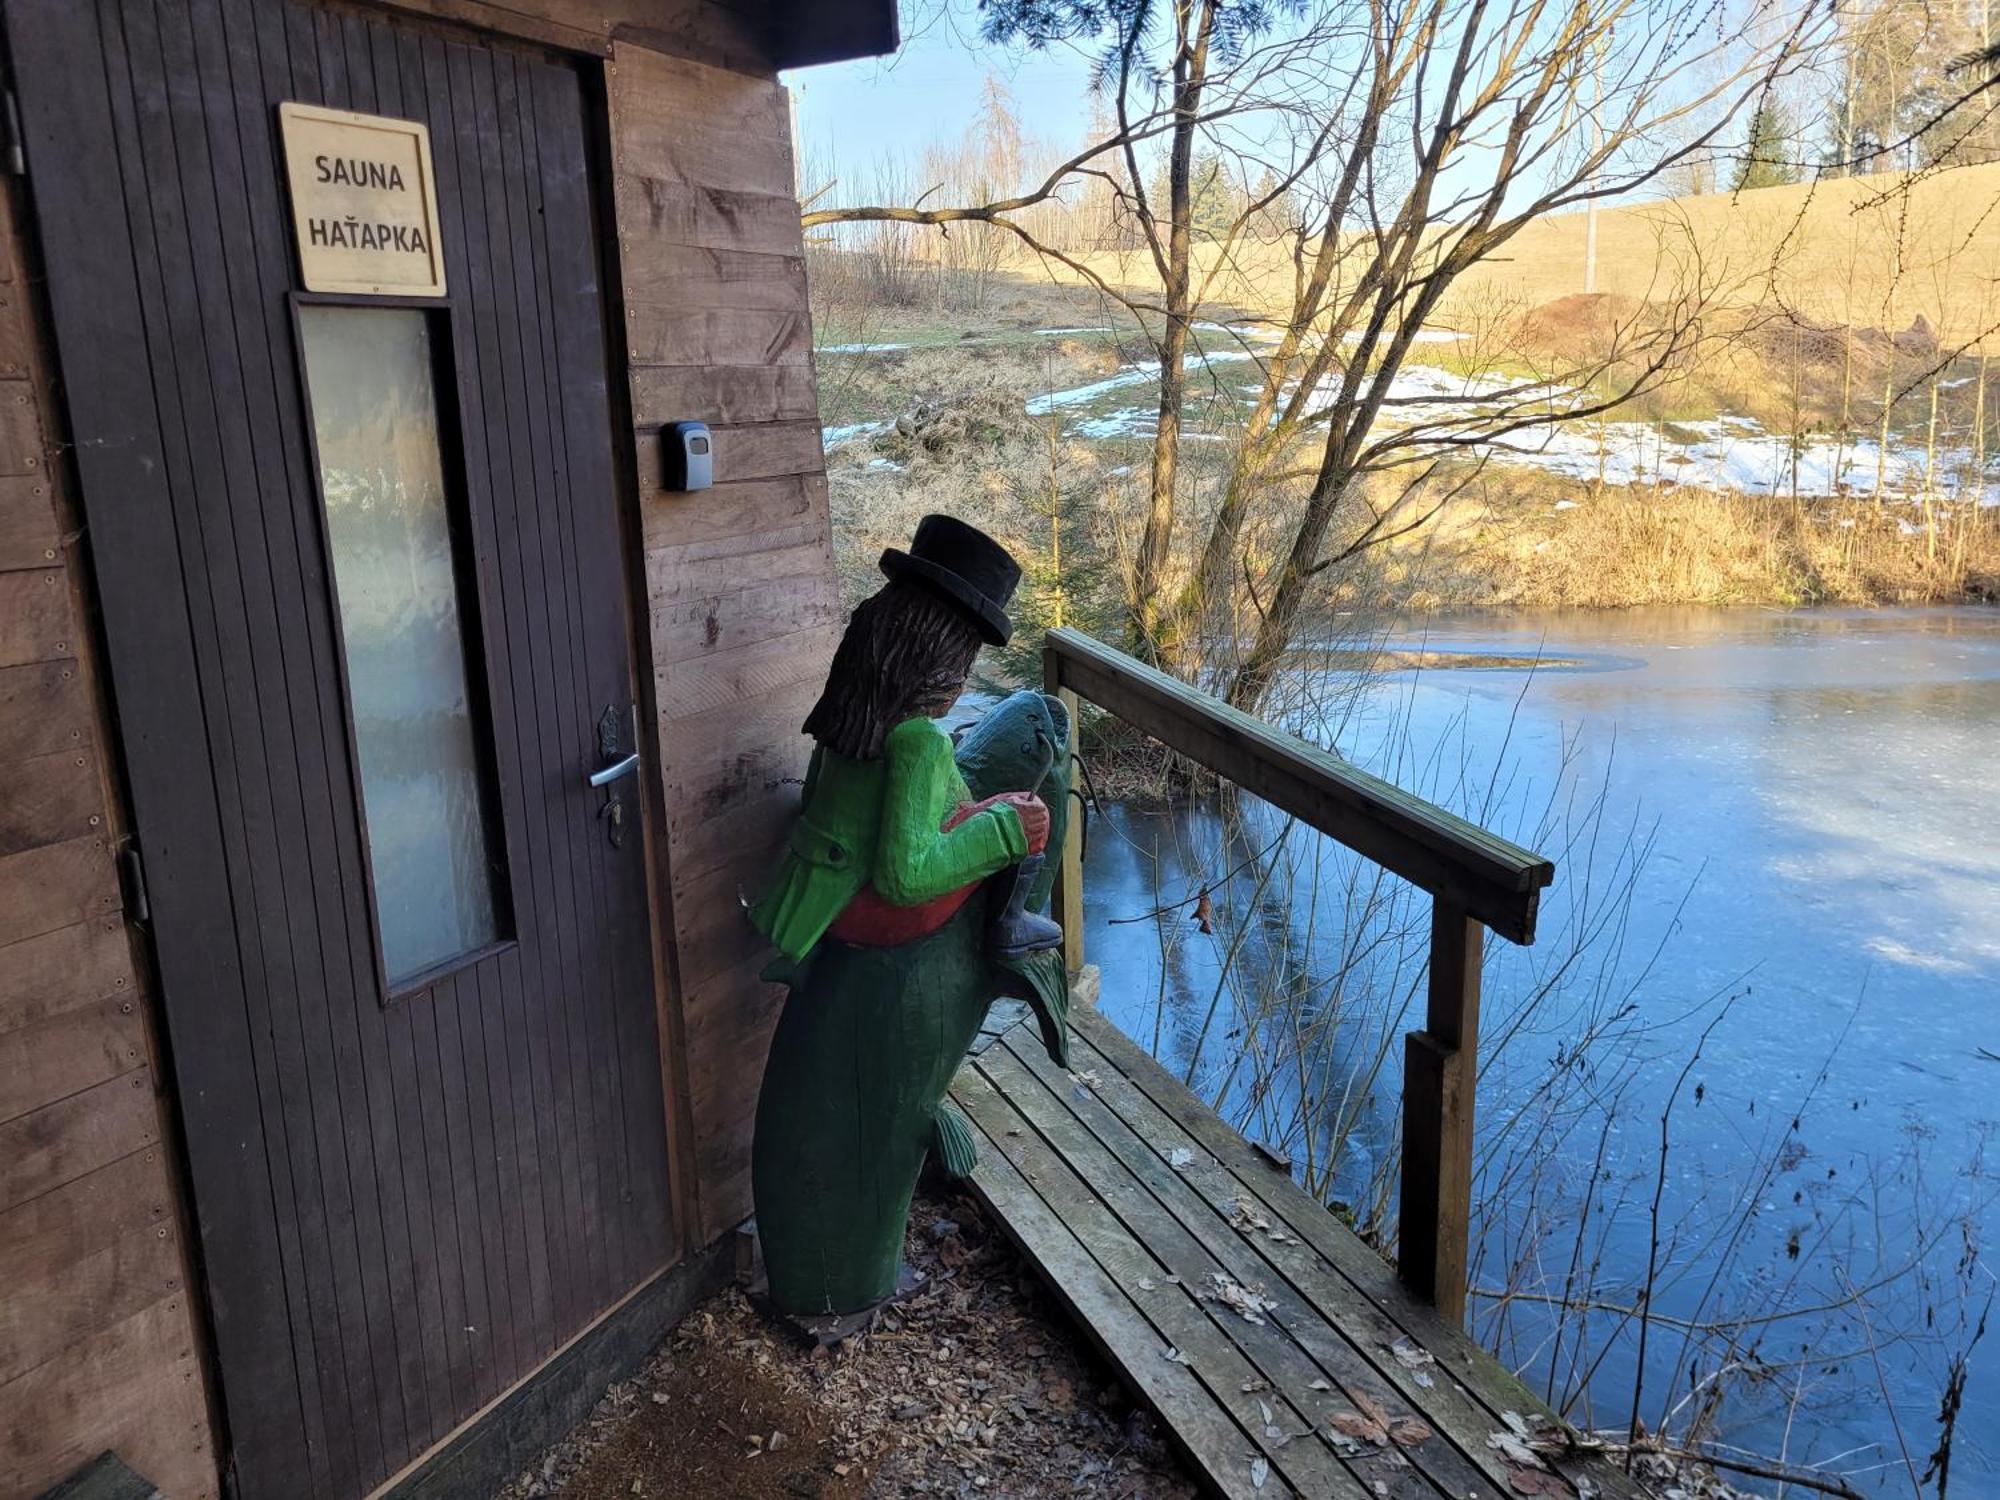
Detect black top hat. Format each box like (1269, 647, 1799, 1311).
(879, 514, 1021, 646)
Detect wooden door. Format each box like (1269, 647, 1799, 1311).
(6, 2, 675, 1495)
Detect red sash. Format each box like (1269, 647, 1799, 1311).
(823, 794, 1018, 947)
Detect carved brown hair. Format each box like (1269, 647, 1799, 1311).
(803, 578, 984, 760)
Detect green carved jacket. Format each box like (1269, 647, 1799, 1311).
(748, 715, 1028, 961)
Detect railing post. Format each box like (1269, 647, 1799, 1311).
(1400, 897, 1482, 1324)
(1043, 645, 1084, 979)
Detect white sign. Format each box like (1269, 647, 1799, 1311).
(279, 102, 446, 297)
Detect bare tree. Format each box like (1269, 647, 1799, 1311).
(1166, 0, 1821, 709)
(802, 0, 1823, 707)
(801, 0, 1323, 657)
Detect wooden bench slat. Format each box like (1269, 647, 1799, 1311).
(948, 1064, 1360, 1496)
(989, 1032, 1494, 1500)
(1067, 1011, 1651, 1500)
(950, 1086, 1274, 1500)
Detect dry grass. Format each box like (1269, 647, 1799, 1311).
(1367, 472, 2000, 610)
(1435, 163, 2000, 343)
(979, 161, 2000, 348)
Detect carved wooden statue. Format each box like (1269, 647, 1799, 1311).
(747, 514, 1073, 1319)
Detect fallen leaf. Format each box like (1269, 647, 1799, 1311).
(1509, 1467, 1570, 1495)
(1241, 1377, 1271, 1394)
(1352, 1392, 1390, 1429)
(1168, 1146, 1195, 1169)
(1488, 1429, 1542, 1466)
(1331, 1412, 1388, 1445)
(1164, 1346, 1193, 1365)
(1250, 1455, 1269, 1490)
(1200, 1270, 1279, 1325)
(1388, 1418, 1432, 1447)
(1309, 1378, 1332, 1391)
(1258, 1399, 1274, 1426)
(1228, 1196, 1274, 1234)
(1069, 1069, 1104, 1090)
(1136, 1277, 1157, 1292)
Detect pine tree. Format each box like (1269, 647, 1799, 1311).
(1734, 102, 1799, 191)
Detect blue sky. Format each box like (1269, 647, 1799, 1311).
(785, 7, 1099, 177)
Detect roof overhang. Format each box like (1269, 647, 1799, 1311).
(769, 0, 899, 68)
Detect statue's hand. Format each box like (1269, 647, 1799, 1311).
(1001, 792, 1051, 854)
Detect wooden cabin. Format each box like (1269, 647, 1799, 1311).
(0, 2, 891, 1495)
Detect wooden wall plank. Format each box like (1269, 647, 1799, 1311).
(0, 1148, 183, 1385)
(0, 1292, 214, 1500)
(0, 566, 74, 669)
(0, 995, 146, 1125)
(0, 746, 101, 857)
(607, 48, 793, 196)
(0, 661, 92, 763)
(650, 573, 842, 664)
(655, 677, 819, 813)
(620, 245, 807, 312)
(0, 917, 133, 1035)
(635, 420, 824, 487)
(0, 382, 44, 476)
(649, 624, 835, 720)
(0, 474, 59, 572)
(627, 306, 812, 369)
(644, 531, 828, 603)
(701, 421, 827, 482)
(0, 1068, 159, 1214)
(613, 174, 806, 257)
(0, 836, 119, 949)
(0, 281, 32, 382)
(630, 363, 818, 426)
(640, 473, 823, 551)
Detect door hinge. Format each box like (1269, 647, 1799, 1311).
(118, 840, 151, 924)
(1, 85, 23, 177)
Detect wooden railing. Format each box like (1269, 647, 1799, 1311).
(1041, 627, 1555, 1324)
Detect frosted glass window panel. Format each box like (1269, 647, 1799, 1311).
(300, 305, 505, 987)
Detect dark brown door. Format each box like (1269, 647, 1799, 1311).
(7, 2, 675, 1495)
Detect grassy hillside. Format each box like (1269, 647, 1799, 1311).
(1012, 161, 2000, 345)
(1439, 162, 2000, 342)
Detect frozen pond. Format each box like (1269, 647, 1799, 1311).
(1081, 606, 2000, 1490)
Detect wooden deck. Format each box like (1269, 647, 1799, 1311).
(952, 1006, 1640, 1500)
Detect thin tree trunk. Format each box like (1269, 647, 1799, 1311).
(1129, 0, 1218, 661)
(1226, 466, 1353, 712)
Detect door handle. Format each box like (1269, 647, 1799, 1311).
(587, 752, 641, 789)
(588, 702, 643, 789)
